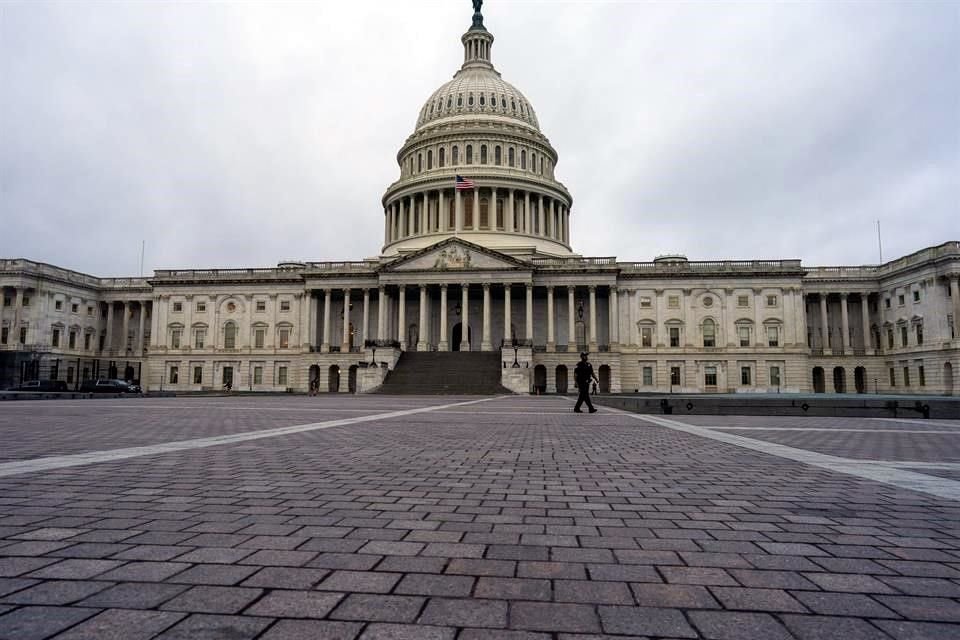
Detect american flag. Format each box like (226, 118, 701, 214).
(455, 175, 475, 191)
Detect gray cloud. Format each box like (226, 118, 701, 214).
(1, 0, 956, 276)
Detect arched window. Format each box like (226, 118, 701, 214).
(479, 93, 485, 106)
(495, 146, 502, 165)
(702, 319, 716, 348)
(480, 145, 487, 164)
(479, 198, 489, 228)
(466, 145, 473, 164)
(508, 147, 515, 167)
(521, 150, 526, 170)
(468, 93, 474, 107)
(427, 150, 433, 170)
(439, 147, 445, 168)
(531, 153, 537, 173)
(447, 96, 452, 109)
(457, 94, 463, 107)
(501, 96, 506, 109)
(452, 146, 459, 164)
(511, 99, 516, 112)
(224, 322, 237, 350)
(540, 156, 544, 174)
(417, 153, 422, 172)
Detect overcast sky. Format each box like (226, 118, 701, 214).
(1, 1, 957, 277)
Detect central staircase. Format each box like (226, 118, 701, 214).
(375, 351, 510, 395)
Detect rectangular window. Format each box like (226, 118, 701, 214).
(255, 329, 265, 349)
(766, 295, 778, 307)
(55, 300, 63, 311)
(889, 367, 896, 387)
(913, 290, 920, 302)
(194, 329, 205, 349)
(916, 323, 923, 345)
(887, 328, 894, 349)
(898, 294, 905, 306)
(903, 366, 910, 387)
(767, 326, 779, 347)
(642, 367, 653, 386)
(670, 366, 681, 386)
(640, 296, 652, 308)
(84, 333, 91, 350)
(885, 298, 891, 309)
(278, 366, 288, 386)
(280, 301, 290, 312)
(196, 302, 206, 313)
(741, 366, 752, 385)
(668, 295, 680, 309)
(738, 326, 750, 347)
(193, 366, 202, 384)
(641, 327, 652, 347)
(169, 366, 179, 384)
(919, 365, 925, 386)
(254, 366, 263, 385)
(67, 366, 74, 384)
(279, 329, 289, 348)
(2, 327, 10, 344)
(87, 305, 93, 316)
(704, 366, 717, 387)
(22, 296, 30, 307)
(770, 366, 781, 387)
(173, 302, 183, 312)
(900, 326, 908, 347)
(738, 295, 749, 307)
(68, 332, 76, 349)
(702, 323, 715, 347)
(71, 303, 79, 313)
(171, 329, 182, 349)
(2, 297, 9, 307)
(669, 327, 680, 347)
(19, 327, 27, 344)
(52, 329, 60, 347)
(256, 301, 266, 312)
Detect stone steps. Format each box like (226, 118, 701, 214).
(376, 351, 509, 395)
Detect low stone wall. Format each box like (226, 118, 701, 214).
(0, 391, 175, 401)
(597, 394, 960, 420)
(502, 367, 532, 394)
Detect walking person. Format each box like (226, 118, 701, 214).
(573, 352, 599, 413)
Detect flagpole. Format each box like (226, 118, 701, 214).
(876, 220, 883, 264)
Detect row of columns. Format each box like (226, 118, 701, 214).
(314, 284, 606, 353)
(813, 292, 873, 354)
(384, 188, 570, 245)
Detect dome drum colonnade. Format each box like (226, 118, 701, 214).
(381, 3, 572, 256)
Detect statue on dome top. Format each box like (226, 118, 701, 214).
(471, 0, 485, 30)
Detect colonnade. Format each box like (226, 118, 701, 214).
(383, 187, 570, 246)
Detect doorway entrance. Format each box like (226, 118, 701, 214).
(222, 366, 234, 389)
(812, 367, 825, 393)
(452, 323, 472, 351)
(328, 365, 340, 392)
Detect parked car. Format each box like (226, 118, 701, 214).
(79, 379, 141, 394)
(8, 380, 68, 392)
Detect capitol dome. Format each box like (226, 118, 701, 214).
(381, 1, 573, 258)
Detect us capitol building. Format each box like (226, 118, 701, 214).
(2, 3, 958, 396)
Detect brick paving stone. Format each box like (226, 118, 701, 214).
(358, 623, 456, 639)
(172, 547, 255, 564)
(357, 540, 424, 556)
(153, 613, 273, 639)
(517, 561, 586, 580)
(475, 577, 551, 601)
(238, 549, 316, 566)
(258, 619, 363, 639)
(446, 558, 516, 577)
(709, 585, 808, 612)
(52, 608, 186, 640)
(877, 576, 960, 597)
(0, 577, 37, 598)
(318, 570, 401, 593)
(160, 585, 263, 614)
(0, 579, 113, 605)
(598, 605, 696, 637)
(631, 583, 720, 608)
(874, 595, 960, 622)
(660, 566, 738, 586)
(376, 556, 448, 574)
(395, 573, 474, 597)
(781, 614, 893, 640)
(240, 566, 329, 589)
(308, 553, 382, 571)
(511, 602, 601, 633)
(244, 590, 344, 618)
(728, 569, 819, 590)
(793, 591, 900, 617)
(330, 594, 425, 623)
(555, 579, 633, 604)
(0, 605, 99, 640)
(76, 582, 189, 608)
(26, 559, 124, 580)
(0, 557, 59, 577)
(803, 571, 898, 593)
(167, 563, 260, 586)
(873, 619, 960, 639)
(458, 630, 550, 640)
(687, 610, 793, 640)
(419, 596, 508, 628)
(96, 561, 190, 582)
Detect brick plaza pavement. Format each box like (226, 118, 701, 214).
(0, 395, 959, 639)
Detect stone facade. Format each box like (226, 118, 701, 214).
(2, 5, 958, 395)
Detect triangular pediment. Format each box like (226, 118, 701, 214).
(382, 238, 529, 272)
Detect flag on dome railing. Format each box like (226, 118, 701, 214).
(455, 175, 475, 191)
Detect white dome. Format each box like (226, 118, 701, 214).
(416, 68, 540, 131)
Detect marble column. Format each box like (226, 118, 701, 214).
(418, 285, 428, 351)
(588, 285, 597, 350)
(439, 285, 449, 351)
(481, 283, 492, 351)
(538, 194, 545, 236)
(438, 190, 447, 232)
(753, 289, 763, 347)
(342, 289, 351, 352)
(952, 277, 960, 340)
(398, 286, 407, 350)
(550, 199, 557, 239)
(137, 301, 147, 355)
(507, 189, 515, 231)
(819, 293, 830, 352)
(840, 292, 850, 354)
(524, 191, 531, 233)
(377, 287, 386, 340)
(104, 301, 114, 351)
(322, 289, 332, 352)
(504, 285, 512, 345)
(525, 284, 533, 342)
(120, 301, 130, 354)
(460, 284, 470, 351)
(361, 289, 370, 347)
(409, 196, 417, 236)
(609, 285, 619, 347)
(473, 189, 480, 231)
(567, 286, 576, 348)
(860, 292, 871, 352)
(455, 190, 463, 233)
(546, 286, 555, 351)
